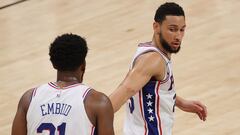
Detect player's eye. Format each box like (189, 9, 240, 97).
(169, 28, 177, 32)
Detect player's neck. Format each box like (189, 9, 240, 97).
(152, 37, 171, 59)
(56, 71, 83, 85)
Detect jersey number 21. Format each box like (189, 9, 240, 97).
(37, 123, 66, 135)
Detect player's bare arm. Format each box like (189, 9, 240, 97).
(110, 52, 166, 112)
(12, 89, 33, 135)
(85, 90, 114, 135)
(176, 96, 207, 121)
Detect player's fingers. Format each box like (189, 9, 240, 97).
(196, 111, 203, 120)
(200, 109, 207, 121)
(202, 109, 207, 120)
(195, 101, 207, 117)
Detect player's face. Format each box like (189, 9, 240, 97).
(159, 15, 186, 53)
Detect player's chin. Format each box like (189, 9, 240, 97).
(171, 47, 180, 53)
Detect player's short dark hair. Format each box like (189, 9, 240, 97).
(49, 33, 88, 71)
(154, 2, 185, 23)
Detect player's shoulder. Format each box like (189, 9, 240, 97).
(135, 51, 165, 69)
(85, 89, 111, 107)
(84, 89, 113, 126)
(139, 51, 164, 61)
(18, 88, 36, 113)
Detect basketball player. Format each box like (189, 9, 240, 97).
(110, 2, 207, 135)
(12, 34, 114, 135)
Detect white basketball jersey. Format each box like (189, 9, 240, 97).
(124, 42, 176, 135)
(27, 82, 96, 135)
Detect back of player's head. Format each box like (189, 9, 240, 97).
(49, 33, 88, 71)
(154, 2, 185, 23)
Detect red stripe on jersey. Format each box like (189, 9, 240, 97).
(30, 87, 37, 102)
(139, 91, 147, 135)
(48, 82, 58, 89)
(82, 88, 91, 99)
(32, 87, 37, 97)
(156, 81, 162, 135)
(90, 126, 95, 135)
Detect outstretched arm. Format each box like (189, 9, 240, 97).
(12, 89, 33, 135)
(110, 52, 165, 112)
(176, 96, 207, 121)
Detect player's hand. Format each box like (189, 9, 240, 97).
(177, 99, 207, 121)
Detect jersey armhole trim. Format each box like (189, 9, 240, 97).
(131, 50, 159, 69)
(91, 125, 96, 135)
(132, 49, 170, 83)
(26, 87, 38, 118)
(83, 88, 92, 101)
(30, 87, 37, 102)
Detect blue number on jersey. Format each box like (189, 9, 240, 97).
(168, 75, 174, 91)
(129, 97, 135, 113)
(37, 123, 66, 135)
(172, 94, 176, 112)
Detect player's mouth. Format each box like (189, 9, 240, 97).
(172, 42, 180, 48)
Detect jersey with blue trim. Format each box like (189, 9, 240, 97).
(26, 82, 96, 135)
(124, 42, 176, 135)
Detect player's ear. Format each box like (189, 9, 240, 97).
(80, 60, 86, 72)
(153, 22, 160, 34)
(76, 61, 86, 82)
